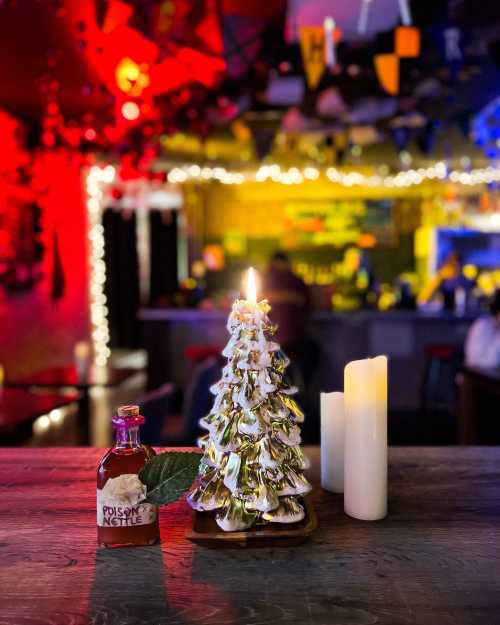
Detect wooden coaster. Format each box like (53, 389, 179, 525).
(186, 494, 317, 548)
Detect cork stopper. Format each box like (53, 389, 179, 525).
(112, 404, 144, 428)
(117, 404, 140, 417)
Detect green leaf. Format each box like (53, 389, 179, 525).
(139, 451, 201, 506)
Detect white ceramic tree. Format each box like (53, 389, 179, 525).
(187, 297, 311, 531)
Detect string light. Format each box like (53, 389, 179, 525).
(32, 406, 74, 435)
(86, 165, 115, 367)
(49, 409, 63, 424)
(166, 162, 500, 188)
(83, 159, 498, 369)
(33, 415, 51, 434)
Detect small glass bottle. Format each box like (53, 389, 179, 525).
(97, 405, 159, 548)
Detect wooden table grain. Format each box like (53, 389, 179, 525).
(1, 446, 499, 625)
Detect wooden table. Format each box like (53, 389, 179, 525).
(6, 365, 138, 443)
(0, 388, 79, 441)
(459, 366, 500, 444)
(1, 446, 499, 625)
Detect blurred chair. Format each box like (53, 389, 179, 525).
(421, 344, 463, 442)
(138, 352, 223, 446)
(285, 338, 322, 444)
(182, 355, 223, 444)
(138, 383, 178, 446)
(184, 345, 222, 363)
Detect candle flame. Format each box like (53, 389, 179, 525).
(246, 267, 257, 304)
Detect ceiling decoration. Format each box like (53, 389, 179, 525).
(0, 0, 496, 168)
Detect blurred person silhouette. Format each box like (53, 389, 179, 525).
(419, 252, 474, 311)
(263, 252, 310, 346)
(395, 275, 417, 310)
(263, 252, 320, 441)
(465, 290, 500, 369)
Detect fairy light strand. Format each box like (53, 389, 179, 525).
(86, 165, 115, 367)
(166, 162, 500, 188)
(84, 159, 499, 367)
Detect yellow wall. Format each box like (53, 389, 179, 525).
(195, 178, 477, 241)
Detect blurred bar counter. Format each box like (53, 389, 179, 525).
(139, 308, 477, 412)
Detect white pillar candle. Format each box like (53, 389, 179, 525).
(344, 355, 388, 520)
(320, 392, 345, 493)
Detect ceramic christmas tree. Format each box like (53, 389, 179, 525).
(187, 268, 312, 532)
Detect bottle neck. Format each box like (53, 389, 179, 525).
(114, 426, 141, 449)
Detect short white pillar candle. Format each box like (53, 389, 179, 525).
(344, 355, 388, 520)
(320, 392, 345, 493)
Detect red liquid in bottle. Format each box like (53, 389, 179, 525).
(97, 405, 159, 548)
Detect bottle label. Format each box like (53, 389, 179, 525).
(97, 474, 157, 527)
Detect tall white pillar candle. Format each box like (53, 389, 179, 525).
(344, 356, 388, 520)
(320, 392, 345, 493)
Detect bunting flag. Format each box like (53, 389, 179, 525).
(372, 0, 419, 94)
(299, 26, 326, 89)
(374, 53, 399, 95)
(395, 0, 420, 57)
(444, 27, 462, 62)
(375, 23, 419, 94)
(246, 115, 279, 160)
(395, 26, 420, 57)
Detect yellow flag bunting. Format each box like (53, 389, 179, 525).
(299, 26, 325, 90)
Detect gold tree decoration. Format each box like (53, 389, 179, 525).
(187, 269, 311, 531)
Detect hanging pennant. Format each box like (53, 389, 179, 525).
(395, 26, 420, 57)
(444, 27, 462, 61)
(299, 26, 325, 89)
(394, 0, 419, 58)
(374, 54, 399, 95)
(374, 0, 418, 93)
